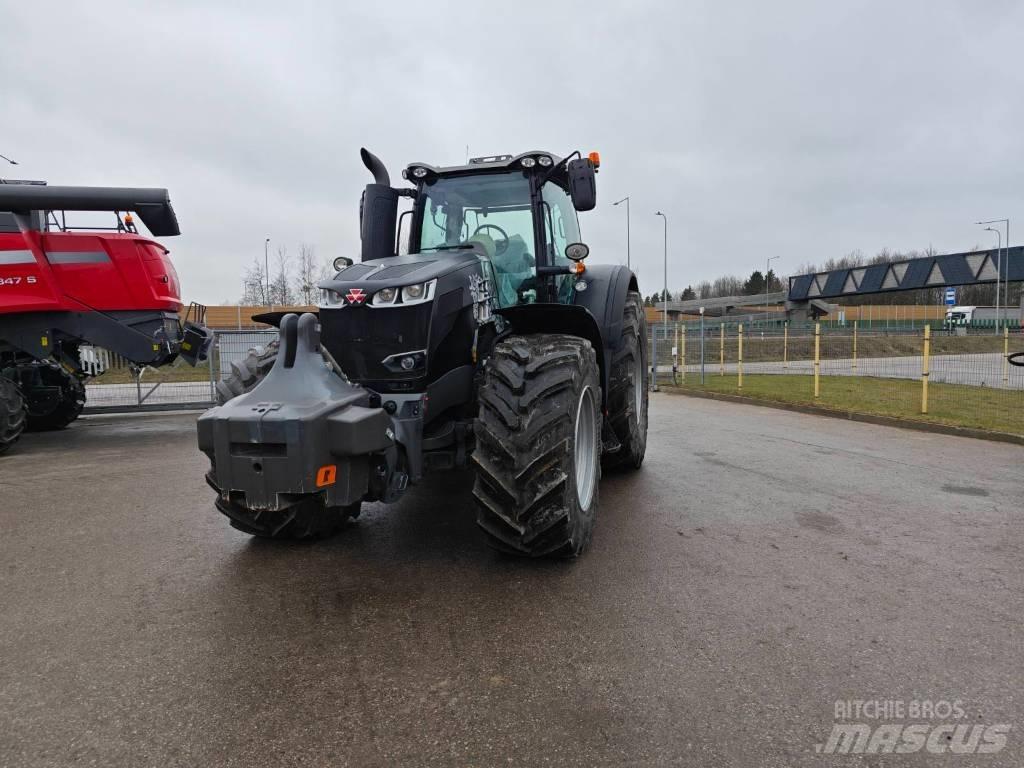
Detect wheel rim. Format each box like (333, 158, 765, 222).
(574, 385, 597, 511)
(633, 347, 644, 417)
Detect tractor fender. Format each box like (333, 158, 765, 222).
(250, 310, 319, 328)
(570, 264, 638, 360)
(495, 265, 638, 407)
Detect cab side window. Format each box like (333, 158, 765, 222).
(542, 183, 581, 264)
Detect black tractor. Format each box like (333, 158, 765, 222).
(198, 149, 648, 557)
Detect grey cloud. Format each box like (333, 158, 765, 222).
(1, 0, 1020, 302)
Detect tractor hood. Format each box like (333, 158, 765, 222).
(319, 250, 483, 296)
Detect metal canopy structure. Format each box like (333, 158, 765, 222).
(788, 245, 1023, 301)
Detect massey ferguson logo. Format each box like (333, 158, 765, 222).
(345, 287, 366, 305)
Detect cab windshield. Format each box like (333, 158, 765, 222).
(418, 173, 536, 306)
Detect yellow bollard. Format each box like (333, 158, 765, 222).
(813, 322, 820, 398)
(720, 323, 725, 376)
(852, 320, 858, 373)
(783, 322, 788, 369)
(738, 323, 744, 390)
(1004, 327, 1010, 386)
(921, 325, 931, 414)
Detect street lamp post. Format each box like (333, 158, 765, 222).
(699, 306, 706, 385)
(984, 227, 1002, 333)
(655, 211, 668, 392)
(265, 237, 271, 309)
(766, 255, 780, 326)
(613, 197, 631, 270)
(977, 218, 1009, 330)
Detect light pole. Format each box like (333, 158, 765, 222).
(766, 255, 780, 326)
(265, 237, 271, 309)
(613, 196, 631, 269)
(655, 212, 669, 391)
(699, 306, 706, 385)
(984, 227, 1002, 333)
(977, 218, 1009, 329)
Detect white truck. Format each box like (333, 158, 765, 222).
(945, 305, 1022, 328)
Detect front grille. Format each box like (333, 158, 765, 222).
(320, 304, 432, 384)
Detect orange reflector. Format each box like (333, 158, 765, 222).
(316, 465, 337, 487)
(588, 151, 601, 167)
(573, 261, 586, 275)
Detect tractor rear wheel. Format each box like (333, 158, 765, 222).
(22, 361, 86, 432)
(215, 341, 279, 405)
(602, 290, 648, 471)
(0, 376, 27, 455)
(473, 334, 602, 558)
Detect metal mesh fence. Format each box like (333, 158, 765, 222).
(651, 321, 1024, 436)
(82, 330, 278, 412)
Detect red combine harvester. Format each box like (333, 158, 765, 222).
(0, 180, 210, 454)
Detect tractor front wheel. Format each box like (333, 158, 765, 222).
(0, 376, 27, 455)
(473, 334, 602, 558)
(207, 473, 360, 540)
(215, 341, 279, 405)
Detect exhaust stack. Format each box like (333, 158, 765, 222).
(358, 149, 399, 262)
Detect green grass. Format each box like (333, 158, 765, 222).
(88, 362, 213, 384)
(667, 373, 1024, 436)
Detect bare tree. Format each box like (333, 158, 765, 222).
(241, 256, 269, 306)
(269, 245, 295, 306)
(294, 243, 327, 305)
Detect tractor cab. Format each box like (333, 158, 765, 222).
(358, 151, 598, 307)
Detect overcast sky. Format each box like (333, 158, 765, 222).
(2, 0, 1021, 303)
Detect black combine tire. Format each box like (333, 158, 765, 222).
(23, 361, 86, 432)
(602, 290, 648, 471)
(207, 473, 360, 540)
(0, 376, 27, 455)
(215, 341, 279, 405)
(473, 334, 602, 558)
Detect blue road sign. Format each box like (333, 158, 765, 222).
(944, 288, 956, 306)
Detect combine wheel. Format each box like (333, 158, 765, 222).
(0, 376, 27, 455)
(473, 334, 602, 558)
(22, 361, 86, 432)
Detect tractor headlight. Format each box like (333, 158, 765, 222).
(537, 154, 553, 167)
(373, 287, 397, 305)
(381, 350, 427, 374)
(319, 288, 343, 306)
(411, 166, 428, 178)
(403, 283, 424, 300)
(520, 156, 537, 169)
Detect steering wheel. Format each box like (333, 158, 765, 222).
(472, 224, 510, 256)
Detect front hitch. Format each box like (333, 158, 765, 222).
(197, 312, 394, 512)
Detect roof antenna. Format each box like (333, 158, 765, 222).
(465, 145, 469, 163)
(0, 153, 18, 166)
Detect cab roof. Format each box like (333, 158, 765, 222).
(403, 151, 565, 180)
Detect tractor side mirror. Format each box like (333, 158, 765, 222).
(566, 158, 597, 212)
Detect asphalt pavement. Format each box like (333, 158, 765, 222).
(1, 396, 1021, 766)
